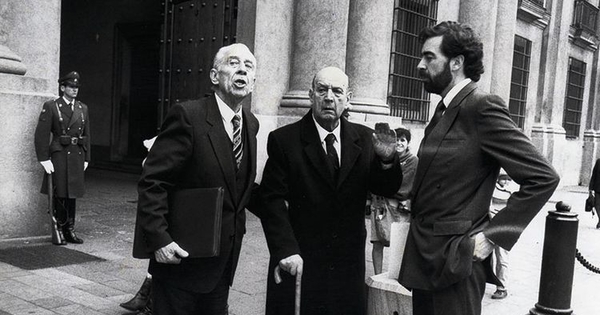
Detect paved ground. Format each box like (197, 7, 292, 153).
(0, 168, 599, 314)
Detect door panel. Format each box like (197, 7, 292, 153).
(159, 0, 237, 126)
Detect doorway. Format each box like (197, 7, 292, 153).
(112, 22, 160, 168)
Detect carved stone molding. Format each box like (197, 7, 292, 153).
(0, 44, 27, 75)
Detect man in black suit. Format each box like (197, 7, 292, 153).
(258, 66, 403, 314)
(132, 43, 259, 315)
(398, 21, 560, 315)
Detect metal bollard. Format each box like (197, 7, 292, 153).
(529, 201, 578, 315)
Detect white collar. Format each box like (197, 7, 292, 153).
(443, 78, 472, 107)
(312, 115, 341, 144)
(62, 96, 75, 105)
(215, 93, 241, 122)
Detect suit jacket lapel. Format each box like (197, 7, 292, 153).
(337, 119, 361, 188)
(300, 112, 336, 188)
(412, 83, 477, 196)
(238, 108, 259, 210)
(205, 96, 237, 201)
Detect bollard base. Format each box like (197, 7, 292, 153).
(529, 303, 573, 315)
(366, 273, 412, 315)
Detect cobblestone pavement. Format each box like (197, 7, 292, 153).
(0, 169, 598, 314)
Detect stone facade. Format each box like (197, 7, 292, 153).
(3, 0, 600, 239)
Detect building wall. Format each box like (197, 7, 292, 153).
(244, 0, 599, 187)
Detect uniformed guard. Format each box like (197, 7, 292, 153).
(34, 71, 91, 245)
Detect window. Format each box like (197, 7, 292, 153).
(388, 0, 438, 122)
(528, 0, 545, 8)
(572, 0, 599, 36)
(508, 36, 532, 129)
(563, 57, 586, 138)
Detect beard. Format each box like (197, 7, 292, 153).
(421, 62, 452, 94)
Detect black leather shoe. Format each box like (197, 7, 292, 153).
(121, 277, 152, 311)
(491, 290, 508, 299)
(63, 229, 84, 244)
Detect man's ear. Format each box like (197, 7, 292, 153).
(308, 88, 315, 103)
(60, 85, 66, 93)
(346, 90, 353, 102)
(209, 68, 219, 85)
(451, 55, 464, 71)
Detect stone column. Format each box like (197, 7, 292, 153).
(0, 0, 61, 240)
(280, 0, 350, 114)
(345, 0, 395, 115)
(489, 0, 518, 101)
(459, 0, 499, 93)
(536, 0, 571, 125)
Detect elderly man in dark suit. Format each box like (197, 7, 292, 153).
(132, 43, 259, 315)
(258, 66, 403, 315)
(34, 71, 90, 245)
(398, 21, 560, 315)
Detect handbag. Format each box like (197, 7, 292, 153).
(371, 195, 393, 244)
(585, 192, 595, 212)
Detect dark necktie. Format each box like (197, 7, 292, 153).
(232, 115, 243, 170)
(64, 102, 73, 117)
(325, 133, 340, 178)
(424, 100, 445, 138)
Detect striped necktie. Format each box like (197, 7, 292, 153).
(232, 115, 243, 170)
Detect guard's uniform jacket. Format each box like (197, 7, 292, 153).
(34, 97, 91, 198)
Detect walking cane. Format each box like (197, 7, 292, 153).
(274, 265, 302, 315)
(48, 174, 65, 245)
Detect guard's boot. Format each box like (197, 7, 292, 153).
(63, 219, 83, 244)
(138, 297, 152, 315)
(63, 227, 84, 244)
(120, 277, 152, 312)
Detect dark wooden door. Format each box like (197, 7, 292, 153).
(158, 0, 238, 127)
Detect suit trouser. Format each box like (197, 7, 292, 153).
(412, 260, 486, 315)
(152, 262, 231, 315)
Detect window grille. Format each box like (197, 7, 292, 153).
(508, 36, 532, 129)
(563, 57, 586, 138)
(388, 0, 438, 122)
(528, 0, 545, 8)
(572, 0, 599, 36)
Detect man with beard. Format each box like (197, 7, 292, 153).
(133, 43, 260, 315)
(398, 21, 560, 315)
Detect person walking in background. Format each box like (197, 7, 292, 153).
(398, 21, 560, 315)
(34, 71, 90, 245)
(120, 137, 156, 314)
(488, 170, 519, 300)
(132, 43, 260, 315)
(370, 126, 418, 275)
(589, 158, 600, 229)
(257, 66, 403, 315)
